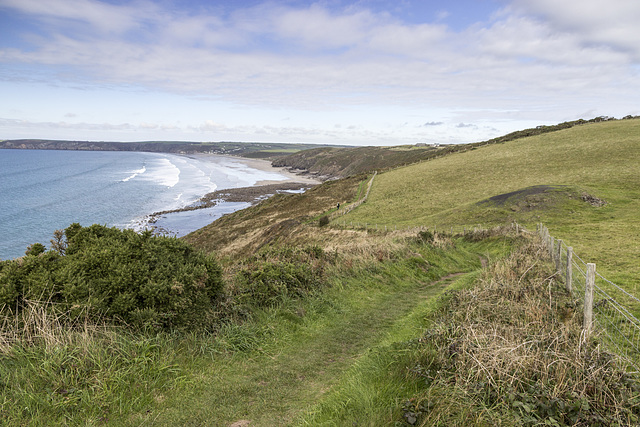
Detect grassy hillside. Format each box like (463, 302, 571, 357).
(270, 116, 633, 179)
(272, 145, 443, 178)
(3, 119, 639, 425)
(184, 174, 368, 257)
(344, 119, 640, 289)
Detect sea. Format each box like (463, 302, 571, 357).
(0, 149, 289, 260)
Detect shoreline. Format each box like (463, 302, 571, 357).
(146, 154, 321, 235)
(188, 153, 321, 186)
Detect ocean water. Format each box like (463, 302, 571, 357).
(0, 149, 287, 260)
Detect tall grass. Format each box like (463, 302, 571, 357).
(399, 236, 640, 425)
(0, 301, 185, 425)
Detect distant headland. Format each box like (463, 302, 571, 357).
(0, 139, 335, 159)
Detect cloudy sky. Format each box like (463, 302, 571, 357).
(1, 0, 638, 145)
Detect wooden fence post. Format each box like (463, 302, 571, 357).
(556, 239, 563, 272)
(584, 263, 596, 337)
(549, 236, 555, 259)
(566, 247, 573, 294)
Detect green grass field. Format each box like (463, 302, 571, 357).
(345, 119, 640, 290)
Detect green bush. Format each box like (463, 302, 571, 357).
(235, 245, 331, 308)
(417, 230, 434, 244)
(0, 224, 223, 330)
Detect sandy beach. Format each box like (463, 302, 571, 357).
(192, 153, 321, 186)
(147, 154, 321, 236)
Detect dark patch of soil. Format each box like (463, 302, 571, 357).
(482, 185, 567, 206)
(478, 185, 606, 214)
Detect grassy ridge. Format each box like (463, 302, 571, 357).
(345, 119, 640, 289)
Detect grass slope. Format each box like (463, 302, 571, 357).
(127, 234, 501, 426)
(345, 119, 640, 290)
(3, 119, 638, 426)
(184, 174, 367, 257)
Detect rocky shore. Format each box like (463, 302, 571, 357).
(147, 182, 315, 224)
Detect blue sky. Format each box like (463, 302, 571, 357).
(1, 0, 638, 145)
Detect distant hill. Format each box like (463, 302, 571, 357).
(272, 145, 444, 179)
(0, 139, 337, 159)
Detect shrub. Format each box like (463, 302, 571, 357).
(417, 230, 434, 244)
(0, 224, 223, 330)
(25, 243, 46, 257)
(319, 215, 330, 227)
(234, 245, 331, 308)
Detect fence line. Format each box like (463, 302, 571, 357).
(539, 224, 640, 373)
(319, 188, 638, 372)
(329, 171, 377, 219)
(324, 214, 640, 373)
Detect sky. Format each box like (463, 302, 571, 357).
(0, 0, 638, 146)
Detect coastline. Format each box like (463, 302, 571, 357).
(189, 153, 321, 186)
(146, 154, 321, 236)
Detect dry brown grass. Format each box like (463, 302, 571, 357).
(0, 300, 106, 354)
(407, 236, 640, 425)
(184, 175, 365, 257)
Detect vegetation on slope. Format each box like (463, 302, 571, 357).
(271, 145, 443, 178)
(0, 224, 223, 330)
(303, 234, 640, 426)
(344, 119, 640, 290)
(0, 223, 497, 425)
(395, 236, 639, 425)
(184, 173, 370, 257)
(1, 118, 639, 425)
(271, 115, 639, 179)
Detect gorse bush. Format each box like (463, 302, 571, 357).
(0, 224, 223, 330)
(234, 245, 332, 308)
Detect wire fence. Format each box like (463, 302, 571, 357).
(327, 212, 640, 373)
(322, 177, 639, 372)
(539, 224, 640, 374)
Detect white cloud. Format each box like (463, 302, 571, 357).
(0, 0, 158, 34)
(509, 0, 640, 60)
(272, 4, 376, 50)
(0, 0, 638, 144)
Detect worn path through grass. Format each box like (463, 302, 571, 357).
(140, 268, 471, 426)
